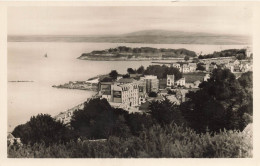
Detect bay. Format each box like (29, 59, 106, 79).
(8, 42, 248, 132)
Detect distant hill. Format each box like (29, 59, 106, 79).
(8, 30, 251, 45)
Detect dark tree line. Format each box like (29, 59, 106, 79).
(198, 49, 247, 60)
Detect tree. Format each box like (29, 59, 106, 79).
(71, 98, 131, 139)
(125, 113, 155, 136)
(144, 65, 182, 80)
(238, 71, 253, 116)
(122, 74, 130, 78)
(148, 92, 157, 97)
(184, 56, 190, 61)
(136, 66, 145, 74)
(100, 77, 114, 82)
(236, 53, 246, 60)
(163, 66, 182, 80)
(127, 68, 136, 74)
(12, 114, 74, 146)
(109, 70, 118, 80)
(180, 68, 250, 133)
(196, 63, 206, 71)
(149, 98, 185, 126)
(168, 89, 176, 95)
(192, 58, 199, 63)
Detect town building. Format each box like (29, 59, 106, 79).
(246, 46, 252, 58)
(55, 103, 85, 124)
(208, 63, 217, 72)
(181, 64, 190, 73)
(172, 63, 181, 70)
(7, 133, 22, 146)
(136, 80, 147, 105)
(185, 80, 201, 89)
(175, 89, 189, 103)
(188, 63, 197, 72)
(175, 77, 186, 86)
(110, 82, 139, 109)
(99, 82, 113, 101)
(233, 65, 241, 72)
(203, 73, 210, 81)
(141, 75, 159, 93)
(167, 74, 175, 87)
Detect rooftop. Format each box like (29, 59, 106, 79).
(183, 72, 206, 83)
(144, 75, 158, 79)
(118, 78, 135, 83)
(7, 133, 15, 139)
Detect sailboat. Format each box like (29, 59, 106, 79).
(44, 53, 48, 58)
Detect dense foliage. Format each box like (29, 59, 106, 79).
(70, 98, 130, 139)
(8, 123, 252, 158)
(70, 98, 155, 139)
(144, 65, 182, 80)
(109, 70, 118, 80)
(149, 98, 185, 126)
(105, 46, 197, 57)
(184, 55, 190, 61)
(123, 65, 182, 80)
(196, 63, 206, 71)
(198, 49, 247, 60)
(180, 69, 252, 133)
(9, 68, 253, 158)
(148, 92, 158, 97)
(12, 114, 74, 146)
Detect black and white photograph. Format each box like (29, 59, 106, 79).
(0, 1, 258, 161)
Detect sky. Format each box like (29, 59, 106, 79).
(8, 6, 252, 36)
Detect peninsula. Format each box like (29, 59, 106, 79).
(78, 46, 197, 61)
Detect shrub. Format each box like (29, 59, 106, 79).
(148, 92, 157, 97)
(149, 98, 185, 126)
(8, 123, 252, 158)
(70, 98, 131, 139)
(12, 114, 74, 146)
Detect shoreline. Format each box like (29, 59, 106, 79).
(8, 80, 34, 83)
(77, 58, 186, 61)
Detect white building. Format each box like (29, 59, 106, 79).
(175, 78, 186, 86)
(203, 73, 210, 81)
(246, 46, 252, 58)
(181, 64, 190, 73)
(167, 74, 175, 87)
(172, 63, 181, 70)
(188, 63, 197, 72)
(111, 82, 139, 108)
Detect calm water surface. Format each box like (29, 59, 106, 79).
(8, 42, 247, 131)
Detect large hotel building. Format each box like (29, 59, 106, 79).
(98, 75, 159, 109)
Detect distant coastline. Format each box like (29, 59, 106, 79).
(8, 81, 34, 83)
(8, 30, 251, 45)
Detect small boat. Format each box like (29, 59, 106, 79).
(44, 53, 48, 58)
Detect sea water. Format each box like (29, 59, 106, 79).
(8, 42, 247, 131)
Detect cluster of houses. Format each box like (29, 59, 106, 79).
(54, 47, 253, 124)
(98, 75, 159, 111)
(7, 133, 22, 146)
(165, 57, 252, 74)
(200, 59, 253, 73)
(97, 71, 211, 112)
(171, 63, 197, 73)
